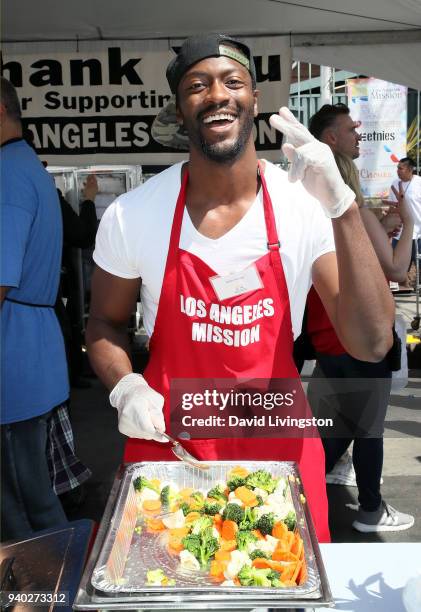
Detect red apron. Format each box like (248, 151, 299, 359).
(125, 164, 330, 542)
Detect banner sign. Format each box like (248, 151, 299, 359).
(1, 38, 291, 165)
(347, 78, 407, 198)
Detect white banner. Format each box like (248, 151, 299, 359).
(1, 38, 291, 166)
(347, 77, 407, 198)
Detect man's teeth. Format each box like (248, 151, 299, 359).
(203, 113, 235, 124)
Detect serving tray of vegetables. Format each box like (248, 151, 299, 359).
(91, 461, 328, 604)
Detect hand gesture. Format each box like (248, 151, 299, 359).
(269, 107, 355, 218)
(382, 184, 413, 226)
(83, 174, 98, 202)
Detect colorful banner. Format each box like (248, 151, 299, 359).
(1, 38, 291, 165)
(348, 78, 407, 198)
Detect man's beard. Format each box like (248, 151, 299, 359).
(186, 103, 255, 164)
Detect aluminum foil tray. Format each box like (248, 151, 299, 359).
(91, 461, 325, 604)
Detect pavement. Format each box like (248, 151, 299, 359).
(67, 291, 421, 544)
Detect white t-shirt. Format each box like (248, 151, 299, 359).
(391, 174, 421, 239)
(94, 161, 335, 339)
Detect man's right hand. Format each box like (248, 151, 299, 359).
(109, 373, 166, 441)
(83, 174, 98, 202)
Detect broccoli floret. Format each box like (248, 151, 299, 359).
(182, 533, 201, 560)
(249, 549, 271, 561)
(207, 485, 228, 503)
(133, 476, 159, 494)
(237, 565, 272, 587)
(255, 495, 264, 506)
(245, 470, 279, 494)
(203, 500, 223, 516)
(189, 491, 205, 510)
(222, 503, 245, 524)
(179, 501, 192, 516)
(255, 512, 275, 536)
(191, 515, 213, 535)
(182, 528, 219, 568)
(284, 510, 296, 532)
(236, 530, 257, 552)
(226, 475, 246, 491)
(267, 569, 283, 587)
(145, 568, 165, 585)
(160, 485, 179, 509)
(239, 506, 257, 531)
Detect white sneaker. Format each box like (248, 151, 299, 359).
(325, 450, 383, 487)
(326, 451, 357, 486)
(352, 501, 415, 533)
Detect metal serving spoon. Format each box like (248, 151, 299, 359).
(159, 431, 209, 471)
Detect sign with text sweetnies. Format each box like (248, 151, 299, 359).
(347, 78, 407, 198)
(1, 38, 291, 165)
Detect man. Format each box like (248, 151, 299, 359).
(0, 77, 69, 540)
(390, 157, 421, 286)
(86, 35, 394, 543)
(308, 102, 361, 160)
(306, 103, 414, 532)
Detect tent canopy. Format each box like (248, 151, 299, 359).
(2, 0, 421, 89)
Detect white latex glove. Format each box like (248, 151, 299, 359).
(109, 373, 166, 441)
(269, 107, 356, 218)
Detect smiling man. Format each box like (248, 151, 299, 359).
(86, 34, 394, 543)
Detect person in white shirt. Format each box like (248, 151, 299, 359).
(390, 157, 421, 285)
(86, 33, 395, 543)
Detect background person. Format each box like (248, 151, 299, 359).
(86, 35, 394, 543)
(0, 77, 69, 541)
(305, 104, 414, 533)
(389, 157, 421, 288)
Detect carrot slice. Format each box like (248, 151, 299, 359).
(291, 559, 303, 583)
(220, 539, 237, 552)
(215, 549, 232, 562)
(234, 486, 258, 507)
(252, 558, 272, 569)
(272, 521, 288, 540)
(252, 529, 265, 540)
(209, 560, 226, 582)
(145, 517, 165, 531)
(179, 487, 194, 500)
(280, 563, 296, 582)
(298, 560, 308, 584)
(169, 537, 185, 552)
(271, 550, 298, 562)
(221, 519, 238, 541)
(227, 466, 249, 479)
(290, 534, 303, 559)
(185, 511, 202, 524)
(142, 499, 162, 513)
(169, 526, 190, 538)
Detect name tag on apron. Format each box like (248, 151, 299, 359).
(210, 264, 263, 301)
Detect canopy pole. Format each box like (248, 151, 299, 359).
(320, 66, 333, 105)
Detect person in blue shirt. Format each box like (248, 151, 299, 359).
(0, 77, 69, 541)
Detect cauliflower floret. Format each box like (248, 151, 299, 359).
(265, 494, 293, 520)
(136, 487, 159, 508)
(179, 549, 201, 571)
(273, 477, 287, 497)
(227, 494, 244, 507)
(253, 487, 269, 501)
(212, 527, 220, 539)
(253, 537, 278, 556)
(224, 550, 251, 580)
(253, 504, 273, 520)
(162, 509, 185, 529)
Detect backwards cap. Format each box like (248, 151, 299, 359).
(166, 33, 256, 94)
